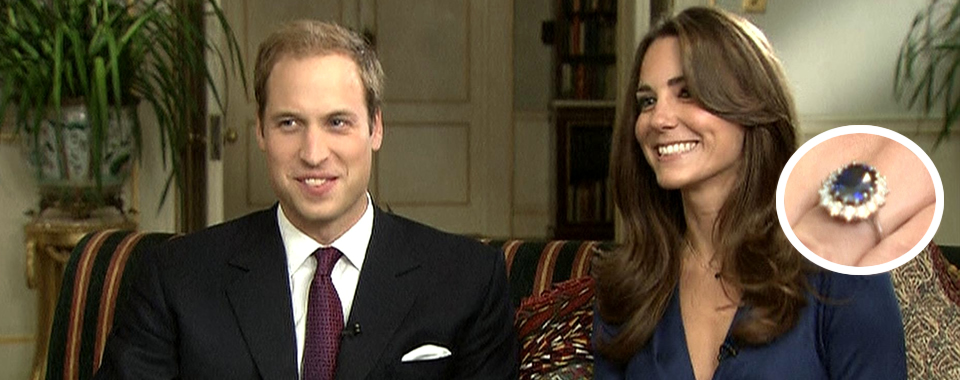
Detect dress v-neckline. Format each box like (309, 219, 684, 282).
(671, 284, 744, 380)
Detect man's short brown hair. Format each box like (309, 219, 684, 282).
(254, 20, 384, 125)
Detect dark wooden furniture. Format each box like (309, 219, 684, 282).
(553, 102, 615, 240)
(550, 0, 618, 240)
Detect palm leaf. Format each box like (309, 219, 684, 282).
(1, 0, 248, 212)
(896, 0, 960, 148)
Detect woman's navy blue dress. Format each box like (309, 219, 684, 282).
(594, 272, 907, 379)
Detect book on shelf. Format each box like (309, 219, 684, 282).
(560, 63, 574, 98)
(570, 17, 582, 55)
(565, 17, 614, 57)
(555, 0, 617, 100)
(564, 0, 615, 13)
(566, 179, 613, 224)
(558, 63, 617, 100)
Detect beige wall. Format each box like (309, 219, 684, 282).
(512, 111, 554, 238)
(511, 0, 554, 238)
(0, 104, 175, 378)
(0, 139, 40, 379)
(711, 0, 959, 245)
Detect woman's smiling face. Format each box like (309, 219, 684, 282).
(634, 36, 746, 193)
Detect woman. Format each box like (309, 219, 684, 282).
(593, 7, 906, 379)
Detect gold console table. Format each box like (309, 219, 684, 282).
(25, 208, 136, 380)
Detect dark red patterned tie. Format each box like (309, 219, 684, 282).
(303, 247, 343, 380)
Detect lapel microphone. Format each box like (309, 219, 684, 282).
(341, 323, 362, 337)
(717, 341, 738, 363)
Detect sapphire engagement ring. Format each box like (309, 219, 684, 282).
(819, 162, 889, 241)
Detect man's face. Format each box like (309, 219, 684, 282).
(257, 53, 382, 244)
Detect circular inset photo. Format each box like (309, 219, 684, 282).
(776, 125, 944, 274)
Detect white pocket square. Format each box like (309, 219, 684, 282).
(401, 344, 452, 362)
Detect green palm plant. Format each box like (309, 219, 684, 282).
(0, 0, 246, 210)
(895, 0, 960, 148)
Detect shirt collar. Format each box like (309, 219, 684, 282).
(278, 194, 374, 275)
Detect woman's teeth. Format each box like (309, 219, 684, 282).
(658, 142, 696, 156)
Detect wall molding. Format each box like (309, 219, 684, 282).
(0, 335, 33, 345)
(513, 203, 549, 216)
(513, 111, 549, 123)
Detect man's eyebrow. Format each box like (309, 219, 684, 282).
(266, 109, 360, 121)
(326, 110, 359, 120)
(267, 111, 301, 121)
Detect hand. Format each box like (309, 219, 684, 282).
(784, 133, 936, 267)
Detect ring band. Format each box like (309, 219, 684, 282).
(819, 162, 889, 241)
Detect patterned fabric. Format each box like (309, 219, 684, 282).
(514, 277, 595, 380)
(539, 363, 593, 380)
(891, 242, 960, 379)
(478, 240, 606, 379)
(46, 230, 178, 380)
(303, 247, 343, 380)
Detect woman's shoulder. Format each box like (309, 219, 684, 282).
(804, 269, 902, 335)
(807, 269, 896, 299)
(802, 271, 907, 377)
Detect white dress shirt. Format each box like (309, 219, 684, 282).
(277, 194, 373, 377)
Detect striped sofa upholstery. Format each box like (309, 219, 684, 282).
(481, 240, 610, 307)
(50, 230, 960, 380)
(45, 231, 608, 379)
(46, 230, 178, 380)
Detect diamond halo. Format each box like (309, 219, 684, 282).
(819, 162, 889, 222)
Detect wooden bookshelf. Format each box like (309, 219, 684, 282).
(554, 0, 618, 101)
(550, 0, 617, 240)
(553, 102, 615, 240)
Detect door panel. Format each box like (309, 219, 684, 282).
(377, 1, 469, 102)
(372, 0, 511, 236)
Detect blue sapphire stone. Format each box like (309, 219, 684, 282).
(831, 163, 876, 205)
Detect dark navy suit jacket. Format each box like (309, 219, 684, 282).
(95, 205, 518, 379)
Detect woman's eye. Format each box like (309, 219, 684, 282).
(678, 87, 692, 99)
(636, 95, 656, 111)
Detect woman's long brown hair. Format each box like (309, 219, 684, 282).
(594, 7, 809, 363)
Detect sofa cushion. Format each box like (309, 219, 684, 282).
(481, 239, 608, 306)
(891, 241, 960, 379)
(514, 277, 595, 380)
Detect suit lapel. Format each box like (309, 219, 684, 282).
(336, 208, 424, 380)
(224, 208, 299, 380)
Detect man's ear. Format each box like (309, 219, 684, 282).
(256, 118, 266, 151)
(371, 110, 383, 151)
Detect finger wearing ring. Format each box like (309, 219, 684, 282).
(819, 162, 889, 238)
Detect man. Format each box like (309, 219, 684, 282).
(95, 21, 518, 379)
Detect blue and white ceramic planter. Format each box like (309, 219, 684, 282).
(22, 101, 137, 217)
